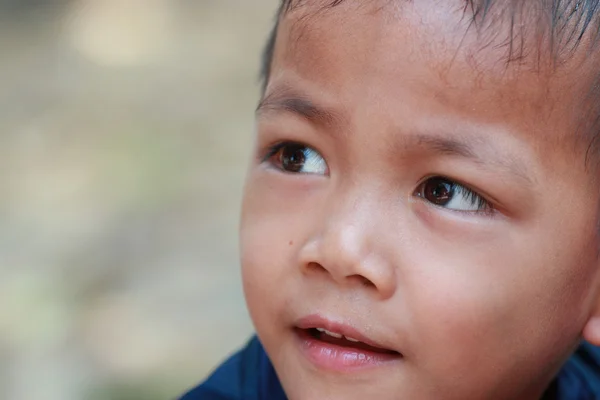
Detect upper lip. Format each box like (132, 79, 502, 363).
(295, 314, 398, 352)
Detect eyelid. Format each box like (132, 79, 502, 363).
(453, 185, 493, 214)
(261, 140, 329, 176)
(414, 175, 495, 215)
(416, 175, 498, 204)
(261, 141, 287, 163)
(260, 140, 316, 161)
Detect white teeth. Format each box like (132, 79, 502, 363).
(316, 328, 343, 339)
(314, 328, 363, 343)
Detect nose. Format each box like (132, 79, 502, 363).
(298, 192, 397, 300)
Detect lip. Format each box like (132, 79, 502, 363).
(294, 314, 403, 372)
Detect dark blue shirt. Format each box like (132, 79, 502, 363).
(180, 337, 600, 400)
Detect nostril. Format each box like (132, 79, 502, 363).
(305, 263, 376, 288)
(346, 274, 375, 288)
(306, 261, 328, 274)
(354, 275, 375, 288)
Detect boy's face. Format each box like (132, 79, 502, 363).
(241, 1, 600, 399)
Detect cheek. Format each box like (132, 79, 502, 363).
(403, 220, 597, 392)
(239, 198, 287, 335)
(406, 261, 518, 374)
(239, 171, 318, 334)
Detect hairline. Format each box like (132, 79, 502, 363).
(259, 0, 600, 165)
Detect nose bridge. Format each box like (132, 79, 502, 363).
(308, 182, 397, 298)
(323, 187, 373, 261)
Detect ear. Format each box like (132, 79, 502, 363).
(583, 276, 600, 346)
(583, 316, 600, 346)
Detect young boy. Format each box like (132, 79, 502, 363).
(182, 0, 600, 398)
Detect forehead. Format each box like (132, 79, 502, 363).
(270, 0, 597, 156)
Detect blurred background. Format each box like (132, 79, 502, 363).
(0, 0, 277, 398)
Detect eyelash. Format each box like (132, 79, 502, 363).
(262, 142, 289, 163)
(414, 176, 494, 214)
(456, 187, 488, 209)
(261, 141, 328, 175)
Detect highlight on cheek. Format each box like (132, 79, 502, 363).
(414, 176, 493, 214)
(262, 141, 329, 175)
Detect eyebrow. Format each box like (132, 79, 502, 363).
(256, 89, 343, 128)
(256, 89, 532, 184)
(405, 134, 532, 183)
(412, 135, 476, 159)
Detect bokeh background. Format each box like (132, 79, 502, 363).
(0, 1, 277, 398)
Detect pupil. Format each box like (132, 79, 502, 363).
(281, 145, 306, 172)
(424, 178, 454, 205)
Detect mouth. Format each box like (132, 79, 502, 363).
(293, 315, 403, 371)
(302, 327, 400, 355)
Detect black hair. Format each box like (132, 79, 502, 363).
(258, 0, 600, 160)
(260, 0, 600, 87)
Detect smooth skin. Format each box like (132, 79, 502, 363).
(241, 1, 600, 399)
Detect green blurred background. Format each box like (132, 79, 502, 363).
(0, 0, 277, 398)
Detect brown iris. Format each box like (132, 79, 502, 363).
(279, 144, 307, 173)
(421, 178, 455, 206)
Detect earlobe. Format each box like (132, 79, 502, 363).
(583, 277, 600, 346)
(583, 315, 600, 346)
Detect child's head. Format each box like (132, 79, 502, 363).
(240, 1, 600, 399)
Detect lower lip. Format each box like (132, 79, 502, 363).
(294, 328, 402, 372)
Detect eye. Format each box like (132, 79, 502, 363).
(265, 142, 328, 175)
(415, 177, 491, 213)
